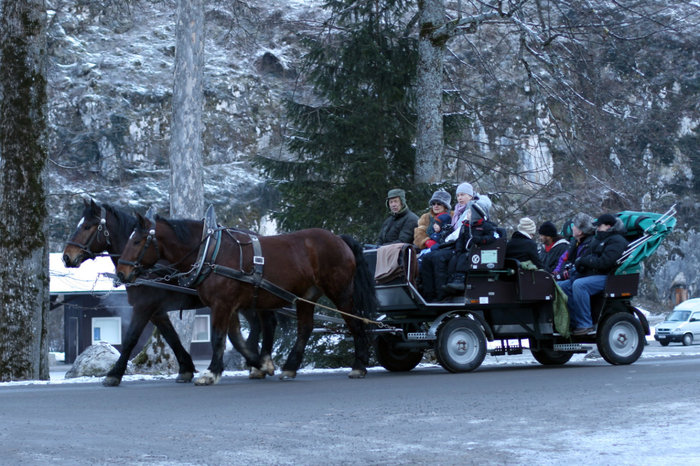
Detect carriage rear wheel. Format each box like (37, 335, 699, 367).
(435, 316, 486, 373)
(375, 334, 424, 372)
(596, 312, 645, 365)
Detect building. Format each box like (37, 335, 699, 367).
(50, 253, 212, 363)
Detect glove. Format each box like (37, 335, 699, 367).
(425, 239, 437, 249)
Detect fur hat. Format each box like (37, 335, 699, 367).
(538, 221, 558, 237)
(517, 217, 537, 238)
(594, 213, 617, 227)
(386, 188, 407, 210)
(456, 182, 474, 197)
(572, 212, 595, 235)
(435, 212, 452, 225)
(429, 190, 452, 211)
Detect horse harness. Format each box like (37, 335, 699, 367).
(179, 225, 298, 306)
(65, 205, 112, 258)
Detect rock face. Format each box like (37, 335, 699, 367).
(46, 0, 699, 305)
(64, 341, 133, 378)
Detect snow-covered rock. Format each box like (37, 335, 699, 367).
(64, 341, 133, 378)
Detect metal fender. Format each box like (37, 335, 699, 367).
(428, 311, 494, 341)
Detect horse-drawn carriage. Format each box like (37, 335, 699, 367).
(64, 199, 676, 385)
(364, 207, 677, 373)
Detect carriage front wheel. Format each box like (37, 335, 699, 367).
(435, 316, 486, 373)
(375, 334, 424, 372)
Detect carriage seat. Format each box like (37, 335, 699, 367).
(466, 235, 507, 271)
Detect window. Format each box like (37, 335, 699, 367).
(91, 317, 122, 345)
(192, 314, 211, 343)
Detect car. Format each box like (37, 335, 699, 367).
(654, 298, 700, 346)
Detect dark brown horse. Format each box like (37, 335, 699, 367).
(116, 213, 376, 385)
(63, 199, 276, 386)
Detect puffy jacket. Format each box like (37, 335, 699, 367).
(575, 229, 628, 276)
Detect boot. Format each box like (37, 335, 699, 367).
(443, 273, 466, 293)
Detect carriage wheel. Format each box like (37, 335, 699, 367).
(375, 334, 424, 372)
(596, 312, 645, 365)
(528, 339, 573, 365)
(435, 317, 486, 373)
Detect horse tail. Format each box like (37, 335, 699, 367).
(340, 234, 377, 318)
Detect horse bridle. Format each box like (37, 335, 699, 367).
(117, 226, 161, 274)
(65, 205, 111, 259)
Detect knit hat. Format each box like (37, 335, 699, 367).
(517, 217, 537, 238)
(469, 195, 491, 222)
(429, 190, 452, 211)
(435, 212, 452, 225)
(538, 221, 558, 237)
(572, 212, 595, 235)
(456, 182, 474, 197)
(386, 188, 407, 210)
(594, 213, 617, 227)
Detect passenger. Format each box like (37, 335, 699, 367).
(414, 190, 452, 251)
(449, 182, 476, 231)
(505, 217, 543, 268)
(557, 213, 628, 335)
(377, 188, 419, 246)
(418, 182, 477, 301)
(552, 213, 595, 280)
(538, 221, 570, 273)
(429, 213, 453, 246)
(443, 197, 500, 293)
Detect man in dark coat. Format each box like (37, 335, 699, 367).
(538, 221, 569, 273)
(506, 217, 543, 268)
(557, 213, 628, 335)
(377, 188, 419, 246)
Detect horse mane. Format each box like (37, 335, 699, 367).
(101, 203, 138, 240)
(158, 216, 202, 244)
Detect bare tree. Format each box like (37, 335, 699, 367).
(0, 0, 50, 381)
(132, 0, 205, 373)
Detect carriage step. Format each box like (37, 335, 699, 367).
(407, 332, 435, 341)
(489, 346, 524, 356)
(553, 343, 594, 352)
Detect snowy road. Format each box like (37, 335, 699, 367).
(2, 347, 700, 465)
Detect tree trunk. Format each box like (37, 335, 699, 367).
(0, 0, 50, 381)
(415, 0, 446, 184)
(133, 0, 205, 373)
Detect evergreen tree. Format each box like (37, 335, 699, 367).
(257, 0, 418, 243)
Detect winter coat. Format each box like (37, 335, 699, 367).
(539, 237, 570, 273)
(378, 208, 419, 246)
(553, 234, 593, 277)
(414, 211, 453, 250)
(506, 231, 544, 269)
(575, 229, 628, 277)
(455, 218, 500, 253)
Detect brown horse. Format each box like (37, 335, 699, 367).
(116, 213, 376, 385)
(63, 199, 276, 386)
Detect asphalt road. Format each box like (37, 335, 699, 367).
(2, 345, 700, 465)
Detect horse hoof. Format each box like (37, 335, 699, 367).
(279, 370, 296, 381)
(348, 369, 367, 379)
(102, 376, 121, 387)
(194, 370, 220, 386)
(176, 372, 194, 383)
(249, 367, 266, 379)
(262, 357, 275, 376)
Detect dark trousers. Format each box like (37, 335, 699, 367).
(419, 248, 454, 300)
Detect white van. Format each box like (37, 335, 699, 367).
(654, 298, 700, 346)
